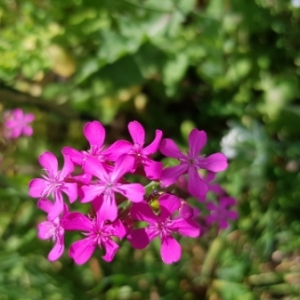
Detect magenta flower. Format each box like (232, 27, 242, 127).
(62, 200, 126, 264)
(63, 121, 130, 166)
(159, 129, 228, 199)
(4, 108, 35, 139)
(128, 193, 200, 264)
(28, 151, 78, 220)
(37, 198, 68, 261)
(125, 120, 163, 180)
(206, 197, 238, 229)
(81, 155, 145, 221)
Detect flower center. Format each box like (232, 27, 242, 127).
(130, 144, 143, 157)
(155, 219, 172, 237)
(41, 173, 64, 198)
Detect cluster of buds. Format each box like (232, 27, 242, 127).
(28, 120, 237, 264)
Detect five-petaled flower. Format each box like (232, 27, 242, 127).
(126, 120, 163, 180)
(62, 198, 126, 264)
(128, 193, 200, 264)
(206, 196, 238, 229)
(159, 129, 228, 199)
(81, 155, 145, 221)
(4, 108, 35, 139)
(28, 151, 78, 220)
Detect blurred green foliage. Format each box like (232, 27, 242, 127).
(1, 0, 300, 299)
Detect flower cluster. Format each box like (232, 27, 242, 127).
(29, 120, 237, 264)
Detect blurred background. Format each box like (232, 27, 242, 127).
(1, 0, 300, 299)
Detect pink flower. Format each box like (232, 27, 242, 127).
(206, 197, 238, 229)
(159, 129, 228, 199)
(125, 121, 163, 180)
(4, 108, 35, 139)
(63, 121, 130, 166)
(62, 200, 126, 264)
(28, 151, 78, 220)
(81, 155, 145, 221)
(128, 193, 200, 264)
(37, 198, 68, 261)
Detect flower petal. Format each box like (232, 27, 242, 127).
(37, 221, 54, 240)
(10, 127, 22, 139)
(187, 167, 208, 198)
(111, 155, 135, 182)
(169, 219, 200, 237)
(160, 236, 181, 264)
(23, 125, 33, 136)
(198, 153, 228, 172)
(84, 121, 105, 147)
(160, 164, 188, 187)
(69, 237, 96, 265)
(219, 219, 229, 229)
(111, 219, 127, 239)
(102, 140, 132, 161)
(99, 194, 118, 222)
(143, 129, 163, 155)
(206, 215, 217, 224)
(48, 193, 64, 220)
(71, 173, 92, 185)
(24, 113, 35, 122)
(226, 210, 238, 220)
(206, 202, 217, 211)
(178, 202, 197, 219)
(62, 146, 84, 165)
(128, 120, 145, 145)
(63, 182, 78, 203)
(159, 194, 181, 219)
(60, 153, 74, 178)
(116, 183, 145, 203)
(83, 157, 108, 181)
(220, 197, 236, 208)
(13, 108, 23, 119)
(127, 228, 150, 249)
(81, 185, 106, 203)
(159, 138, 184, 159)
(39, 151, 58, 177)
(130, 202, 157, 223)
(4, 120, 17, 128)
(37, 198, 53, 213)
(205, 171, 216, 183)
(102, 239, 119, 262)
(48, 238, 64, 261)
(91, 195, 103, 212)
(28, 178, 47, 198)
(188, 129, 207, 158)
(62, 212, 93, 231)
(143, 159, 162, 180)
